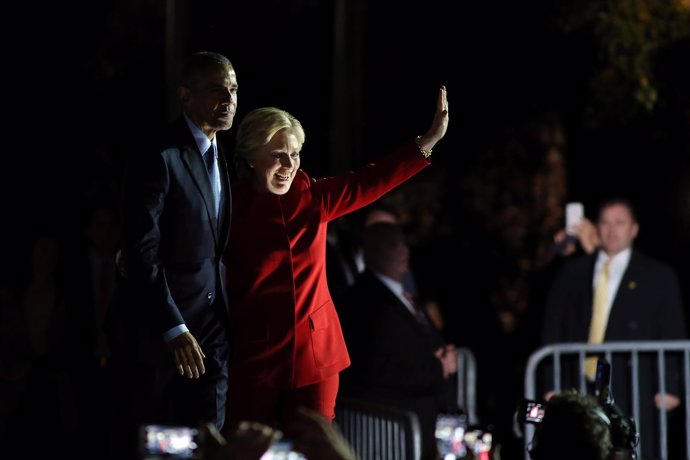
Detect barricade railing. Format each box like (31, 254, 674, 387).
(335, 397, 422, 460)
(332, 347, 477, 460)
(523, 341, 690, 460)
(456, 346, 478, 425)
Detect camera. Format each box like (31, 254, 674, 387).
(140, 424, 201, 459)
(523, 358, 639, 460)
(593, 359, 639, 457)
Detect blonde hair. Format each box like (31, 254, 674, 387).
(234, 107, 305, 180)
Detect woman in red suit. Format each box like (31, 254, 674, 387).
(223, 86, 449, 434)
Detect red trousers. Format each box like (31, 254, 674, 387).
(225, 373, 339, 433)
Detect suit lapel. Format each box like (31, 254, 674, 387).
(374, 277, 443, 347)
(181, 145, 219, 245)
(368, 273, 427, 331)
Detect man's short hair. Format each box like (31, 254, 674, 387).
(529, 389, 613, 460)
(180, 51, 233, 89)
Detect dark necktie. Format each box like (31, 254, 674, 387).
(404, 290, 430, 326)
(204, 144, 221, 218)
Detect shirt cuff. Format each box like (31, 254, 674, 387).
(163, 324, 189, 342)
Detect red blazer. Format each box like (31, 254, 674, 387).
(225, 141, 429, 388)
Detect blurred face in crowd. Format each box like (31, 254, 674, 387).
(179, 64, 238, 139)
(364, 224, 410, 282)
(597, 203, 639, 257)
(253, 129, 301, 195)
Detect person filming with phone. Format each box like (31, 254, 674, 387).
(522, 359, 638, 460)
(526, 388, 620, 460)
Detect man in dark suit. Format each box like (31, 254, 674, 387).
(111, 51, 237, 459)
(65, 199, 120, 460)
(540, 198, 687, 460)
(339, 222, 458, 460)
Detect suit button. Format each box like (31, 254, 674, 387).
(207, 292, 213, 300)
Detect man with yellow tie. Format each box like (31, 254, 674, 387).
(540, 198, 687, 460)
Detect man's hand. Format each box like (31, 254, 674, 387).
(435, 344, 458, 378)
(655, 392, 681, 411)
(572, 217, 599, 254)
(169, 331, 206, 378)
(290, 407, 359, 460)
(553, 217, 600, 257)
(202, 421, 279, 460)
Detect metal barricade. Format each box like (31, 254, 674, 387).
(332, 348, 477, 460)
(335, 397, 422, 460)
(456, 346, 479, 425)
(523, 341, 690, 460)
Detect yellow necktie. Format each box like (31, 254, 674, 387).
(585, 260, 610, 379)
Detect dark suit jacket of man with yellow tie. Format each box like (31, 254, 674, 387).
(540, 199, 687, 460)
(542, 250, 686, 347)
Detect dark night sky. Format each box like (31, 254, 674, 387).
(5, 0, 689, 301)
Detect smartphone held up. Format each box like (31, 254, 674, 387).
(565, 202, 584, 235)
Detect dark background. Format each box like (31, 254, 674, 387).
(4, 0, 689, 456)
(13, 1, 686, 305)
(10, 0, 689, 260)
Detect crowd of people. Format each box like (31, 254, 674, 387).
(1, 49, 688, 460)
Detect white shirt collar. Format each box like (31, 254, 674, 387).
(374, 272, 404, 297)
(183, 113, 215, 156)
(595, 247, 632, 273)
(373, 272, 416, 314)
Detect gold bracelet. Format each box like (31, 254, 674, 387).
(415, 135, 433, 159)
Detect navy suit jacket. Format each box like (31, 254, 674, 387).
(118, 116, 232, 349)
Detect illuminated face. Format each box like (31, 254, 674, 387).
(252, 129, 301, 195)
(180, 66, 238, 138)
(597, 203, 639, 256)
